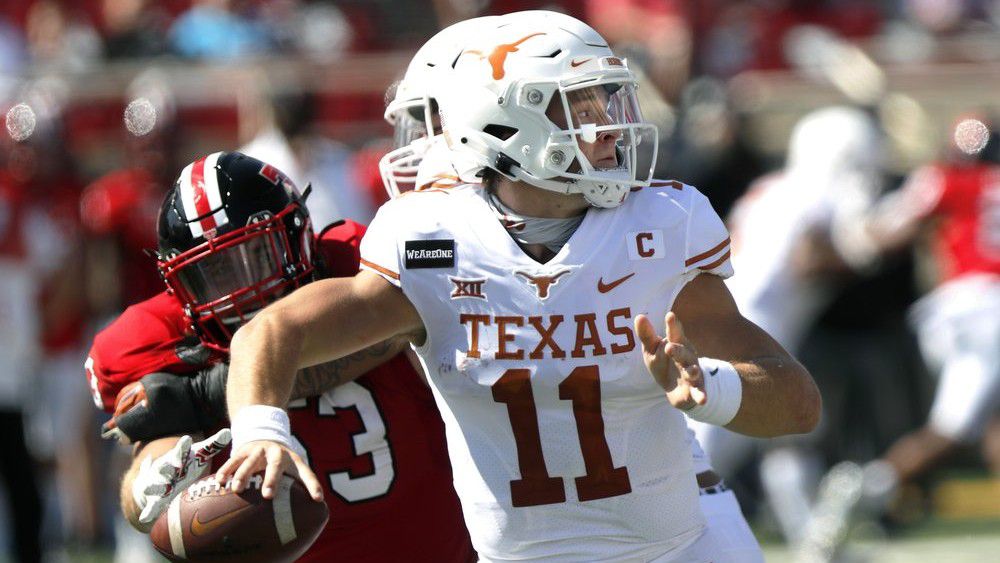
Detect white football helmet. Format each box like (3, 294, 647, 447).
(787, 106, 883, 182)
(380, 16, 496, 198)
(435, 11, 658, 208)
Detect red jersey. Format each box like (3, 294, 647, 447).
(80, 168, 166, 307)
(902, 163, 1000, 282)
(0, 171, 85, 353)
(39, 178, 87, 352)
(86, 220, 474, 563)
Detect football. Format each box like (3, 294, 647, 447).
(150, 472, 329, 562)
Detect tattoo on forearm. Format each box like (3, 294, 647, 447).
(290, 338, 398, 399)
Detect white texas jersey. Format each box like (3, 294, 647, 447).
(360, 180, 733, 562)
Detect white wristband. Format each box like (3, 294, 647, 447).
(684, 358, 742, 426)
(230, 405, 293, 451)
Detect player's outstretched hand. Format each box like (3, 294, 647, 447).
(134, 429, 232, 525)
(634, 311, 707, 410)
(216, 441, 324, 502)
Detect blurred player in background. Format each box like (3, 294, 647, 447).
(1, 77, 88, 563)
(691, 106, 886, 545)
(380, 14, 764, 561)
(239, 77, 376, 227)
(219, 11, 819, 562)
(77, 69, 184, 563)
(88, 152, 474, 562)
(81, 69, 181, 321)
(0, 100, 47, 563)
(801, 115, 1000, 560)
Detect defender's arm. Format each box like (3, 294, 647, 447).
(220, 271, 423, 499)
(226, 270, 423, 413)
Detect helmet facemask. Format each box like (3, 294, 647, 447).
(158, 204, 314, 352)
(380, 95, 440, 197)
(441, 59, 659, 209)
(378, 16, 499, 198)
(527, 75, 658, 207)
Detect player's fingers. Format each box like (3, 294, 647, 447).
(664, 341, 699, 369)
(100, 419, 121, 441)
(664, 312, 685, 343)
(141, 482, 168, 498)
(665, 312, 698, 357)
(215, 450, 246, 484)
(665, 342, 706, 403)
(690, 385, 707, 405)
(230, 447, 265, 492)
(634, 314, 663, 354)
(665, 379, 695, 410)
(167, 435, 193, 467)
(261, 447, 287, 499)
(156, 436, 191, 480)
(289, 452, 324, 502)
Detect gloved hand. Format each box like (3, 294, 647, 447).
(102, 364, 229, 444)
(132, 429, 232, 525)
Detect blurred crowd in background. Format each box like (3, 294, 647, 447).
(1, 0, 998, 561)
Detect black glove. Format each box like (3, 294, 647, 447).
(100, 363, 229, 444)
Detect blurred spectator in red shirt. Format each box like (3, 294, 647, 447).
(80, 69, 179, 319)
(1, 76, 87, 562)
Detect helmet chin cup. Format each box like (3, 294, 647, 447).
(578, 177, 632, 209)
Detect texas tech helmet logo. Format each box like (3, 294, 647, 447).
(515, 268, 572, 300)
(258, 163, 298, 195)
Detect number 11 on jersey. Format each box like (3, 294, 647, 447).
(492, 365, 632, 507)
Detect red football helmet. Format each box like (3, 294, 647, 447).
(156, 152, 315, 351)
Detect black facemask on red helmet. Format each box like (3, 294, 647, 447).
(156, 152, 315, 351)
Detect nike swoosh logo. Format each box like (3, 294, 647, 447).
(709, 367, 718, 376)
(191, 504, 254, 537)
(597, 272, 635, 293)
(570, 58, 592, 67)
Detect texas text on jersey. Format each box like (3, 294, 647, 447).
(360, 180, 733, 561)
(87, 220, 475, 563)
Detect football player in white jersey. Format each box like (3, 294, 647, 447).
(380, 15, 764, 562)
(218, 12, 820, 562)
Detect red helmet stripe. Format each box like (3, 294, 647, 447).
(178, 152, 228, 238)
(190, 155, 218, 233)
(201, 152, 229, 230)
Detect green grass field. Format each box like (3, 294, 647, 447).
(762, 518, 1000, 562)
(6, 478, 998, 562)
